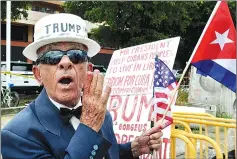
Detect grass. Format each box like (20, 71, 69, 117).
(18, 94, 38, 106)
(175, 89, 191, 106)
(175, 125, 202, 134)
(216, 112, 233, 119)
(1, 94, 37, 115)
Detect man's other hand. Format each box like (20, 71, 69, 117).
(131, 126, 163, 157)
(81, 70, 111, 132)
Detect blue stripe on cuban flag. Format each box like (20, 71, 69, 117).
(192, 59, 236, 92)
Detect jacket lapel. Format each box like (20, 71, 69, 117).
(34, 89, 75, 158)
(35, 88, 65, 136)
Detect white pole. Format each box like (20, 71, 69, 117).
(6, 1, 11, 89)
(6, 1, 11, 106)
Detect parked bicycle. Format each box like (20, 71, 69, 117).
(1, 83, 20, 107)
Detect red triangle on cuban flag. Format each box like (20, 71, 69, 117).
(191, 1, 236, 92)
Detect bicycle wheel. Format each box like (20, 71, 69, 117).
(10, 91, 20, 107)
(1, 93, 8, 108)
(1, 100, 8, 108)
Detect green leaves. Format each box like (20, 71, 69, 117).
(1, 1, 32, 21)
(64, 1, 236, 67)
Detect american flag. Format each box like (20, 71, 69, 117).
(153, 57, 177, 128)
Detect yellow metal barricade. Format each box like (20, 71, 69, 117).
(173, 113, 236, 123)
(171, 129, 223, 159)
(173, 120, 196, 156)
(171, 131, 196, 159)
(173, 112, 215, 118)
(172, 112, 236, 159)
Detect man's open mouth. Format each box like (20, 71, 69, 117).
(59, 76, 74, 85)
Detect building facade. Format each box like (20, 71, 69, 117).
(1, 1, 114, 68)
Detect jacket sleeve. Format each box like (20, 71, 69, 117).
(66, 123, 112, 158)
(2, 124, 111, 159)
(119, 142, 139, 159)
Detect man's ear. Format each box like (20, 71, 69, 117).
(88, 62, 93, 72)
(32, 65, 43, 86)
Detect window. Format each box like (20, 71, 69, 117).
(11, 64, 33, 71)
(1, 23, 28, 42)
(1, 64, 6, 71)
(45, 8, 55, 14)
(32, 5, 40, 11)
(12, 65, 28, 71)
(1, 23, 6, 40)
(1, 63, 33, 72)
(40, 7, 46, 12)
(31, 5, 55, 14)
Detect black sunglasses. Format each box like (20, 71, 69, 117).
(36, 49, 88, 65)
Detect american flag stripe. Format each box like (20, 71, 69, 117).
(156, 113, 173, 122)
(156, 102, 170, 110)
(156, 115, 173, 123)
(167, 85, 173, 90)
(155, 115, 173, 129)
(155, 98, 168, 104)
(155, 92, 168, 98)
(167, 82, 177, 90)
(154, 107, 172, 117)
(172, 82, 178, 88)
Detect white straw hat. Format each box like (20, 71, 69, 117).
(23, 13, 101, 61)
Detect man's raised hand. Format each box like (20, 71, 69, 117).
(80, 70, 111, 132)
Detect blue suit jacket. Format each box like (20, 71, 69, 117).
(1, 89, 136, 159)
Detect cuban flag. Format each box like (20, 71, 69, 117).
(191, 1, 236, 92)
(153, 57, 177, 129)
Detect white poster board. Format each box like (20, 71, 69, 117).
(104, 37, 180, 158)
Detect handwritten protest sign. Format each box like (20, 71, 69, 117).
(104, 37, 180, 158)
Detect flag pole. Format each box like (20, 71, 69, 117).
(158, 1, 221, 124)
(6, 1, 11, 87)
(151, 56, 156, 158)
(6, 1, 11, 106)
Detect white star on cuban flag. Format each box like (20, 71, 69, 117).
(210, 29, 233, 51)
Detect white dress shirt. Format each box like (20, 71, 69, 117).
(49, 97, 82, 130)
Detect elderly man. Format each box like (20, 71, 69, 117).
(1, 13, 163, 159)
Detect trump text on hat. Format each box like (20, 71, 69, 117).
(44, 23, 87, 35)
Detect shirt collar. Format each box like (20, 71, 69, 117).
(49, 96, 82, 110)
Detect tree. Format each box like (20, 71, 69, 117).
(64, 1, 236, 69)
(1, 1, 32, 20)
